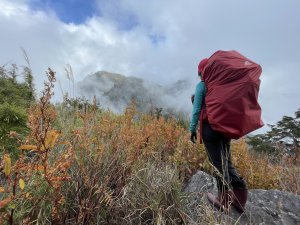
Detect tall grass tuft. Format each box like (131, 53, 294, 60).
(119, 162, 185, 225)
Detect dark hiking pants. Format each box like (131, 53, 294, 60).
(202, 122, 247, 192)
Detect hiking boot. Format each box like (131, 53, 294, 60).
(231, 189, 248, 213)
(207, 191, 233, 213)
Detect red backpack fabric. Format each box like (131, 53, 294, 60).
(201, 50, 264, 139)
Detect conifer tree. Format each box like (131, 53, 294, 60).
(248, 108, 300, 159)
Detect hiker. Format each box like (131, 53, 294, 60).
(189, 58, 248, 213)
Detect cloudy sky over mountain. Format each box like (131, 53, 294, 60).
(0, 0, 299, 133)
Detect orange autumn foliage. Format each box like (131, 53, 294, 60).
(1, 68, 298, 224)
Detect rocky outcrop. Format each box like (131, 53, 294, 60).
(184, 171, 300, 225)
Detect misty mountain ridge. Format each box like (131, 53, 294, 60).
(77, 71, 193, 115)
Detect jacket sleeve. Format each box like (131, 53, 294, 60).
(189, 82, 206, 133)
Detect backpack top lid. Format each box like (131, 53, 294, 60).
(202, 50, 262, 88)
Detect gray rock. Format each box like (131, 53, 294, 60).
(184, 171, 300, 225)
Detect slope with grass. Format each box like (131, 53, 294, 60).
(0, 69, 299, 224)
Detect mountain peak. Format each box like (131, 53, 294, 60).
(77, 71, 193, 114)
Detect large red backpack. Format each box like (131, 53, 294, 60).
(201, 50, 264, 139)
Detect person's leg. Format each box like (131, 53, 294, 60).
(221, 137, 247, 189)
(202, 123, 231, 191)
(201, 122, 232, 211)
(220, 131, 248, 213)
(202, 123, 248, 212)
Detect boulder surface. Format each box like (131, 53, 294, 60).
(184, 171, 300, 225)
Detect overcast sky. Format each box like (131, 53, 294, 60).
(0, 0, 299, 133)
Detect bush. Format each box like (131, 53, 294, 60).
(0, 103, 28, 159)
(0, 64, 34, 159)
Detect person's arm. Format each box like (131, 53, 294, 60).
(189, 81, 206, 133)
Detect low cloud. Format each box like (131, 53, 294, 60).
(0, 0, 299, 134)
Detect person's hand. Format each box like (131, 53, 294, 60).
(190, 131, 197, 143)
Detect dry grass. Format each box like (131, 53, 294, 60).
(0, 69, 299, 224)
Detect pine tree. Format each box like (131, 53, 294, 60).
(247, 108, 300, 159)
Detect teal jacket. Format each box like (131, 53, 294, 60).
(189, 81, 206, 133)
